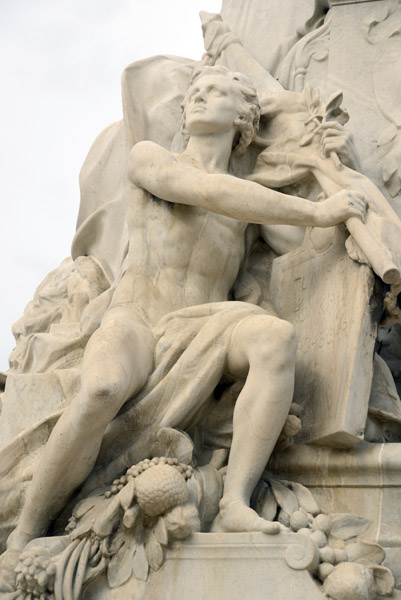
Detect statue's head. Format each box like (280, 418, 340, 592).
(181, 65, 260, 156)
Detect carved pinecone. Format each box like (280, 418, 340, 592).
(135, 464, 189, 517)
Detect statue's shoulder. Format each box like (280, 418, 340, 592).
(128, 141, 176, 186)
(130, 140, 175, 164)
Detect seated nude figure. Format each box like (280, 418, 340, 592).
(0, 65, 367, 590)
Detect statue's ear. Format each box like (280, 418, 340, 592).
(371, 565, 394, 597)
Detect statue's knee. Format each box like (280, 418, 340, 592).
(275, 320, 297, 355)
(83, 366, 127, 417)
(248, 317, 296, 366)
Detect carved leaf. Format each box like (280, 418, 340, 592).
(153, 427, 194, 464)
(372, 565, 395, 596)
(324, 91, 349, 125)
(267, 478, 299, 516)
(145, 531, 165, 571)
(93, 497, 121, 538)
(285, 481, 320, 516)
(71, 496, 110, 540)
(72, 494, 106, 520)
(132, 543, 149, 582)
(109, 528, 126, 555)
(251, 480, 270, 515)
(71, 521, 93, 541)
(123, 505, 140, 530)
(260, 486, 278, 522)
(118, 478, 136, 511)
(251, 480, 278, 521)
(325, 90, 343, 115)
(346, 540, 385, 566)
(107, 535, 137, 589)
(330, 514, 369, 540)
(154, 517, 169, 546)
(299, 132, 316, 147)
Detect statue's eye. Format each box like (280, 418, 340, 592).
(210, 87, 226, 96)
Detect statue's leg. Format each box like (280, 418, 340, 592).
(213, 314, 296, 534)
(2, 307, 154, 581)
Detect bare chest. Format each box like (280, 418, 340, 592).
(142, 198, 248, 276)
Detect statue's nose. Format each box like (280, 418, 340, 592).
(194, 90, 206, 104)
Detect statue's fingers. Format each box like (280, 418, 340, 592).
(349, 196, 367, 222)
(320, 120, 343, 131)
(323, 140, 346, 155)
(322, 131, 346, 143)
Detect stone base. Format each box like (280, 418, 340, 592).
(83, 532, 324, 600)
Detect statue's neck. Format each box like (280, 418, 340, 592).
(182, 130, 234, 173)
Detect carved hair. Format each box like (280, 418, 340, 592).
(181, 65, 261, 156)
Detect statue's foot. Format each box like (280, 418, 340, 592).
(211, 500, 280, 535)
(0, 549, 20, 593)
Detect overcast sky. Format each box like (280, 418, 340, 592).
(0, 0, 222, 371)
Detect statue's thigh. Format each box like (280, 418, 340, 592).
(82, 306, 155, 399)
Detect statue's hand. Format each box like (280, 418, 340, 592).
(314, 190, 368, 227)
(319, 121, 361, 171)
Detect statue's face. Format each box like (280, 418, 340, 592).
(185, 74, 239, 136)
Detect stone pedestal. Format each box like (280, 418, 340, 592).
(83, 532, 324, 600)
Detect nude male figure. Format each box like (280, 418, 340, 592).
(0, 65, 367, 590)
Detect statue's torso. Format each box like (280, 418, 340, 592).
(111, 191, 249, 325)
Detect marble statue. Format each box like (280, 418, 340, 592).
(0, 60, 369, 592)
(2, 2, 401, 599)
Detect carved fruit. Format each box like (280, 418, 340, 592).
(318, 562, 334, 582)
(313, 513, 332, 534)
(135, 464, 189, 517)
(323, 563, 377, 600)
(319, 545, 336, 564)
(310, 529, 327, 548)
(298, 527, 312, 537)
(334, 548, 348, 564)
(290, 510, 309, 531)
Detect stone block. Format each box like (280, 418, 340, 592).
(83, 532, 324, 600)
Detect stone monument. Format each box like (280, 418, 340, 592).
(1, 2, 401, 599)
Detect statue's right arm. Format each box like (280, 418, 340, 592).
(128, 141, 367, 228)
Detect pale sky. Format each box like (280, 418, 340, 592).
(0, 0, 222, 371)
